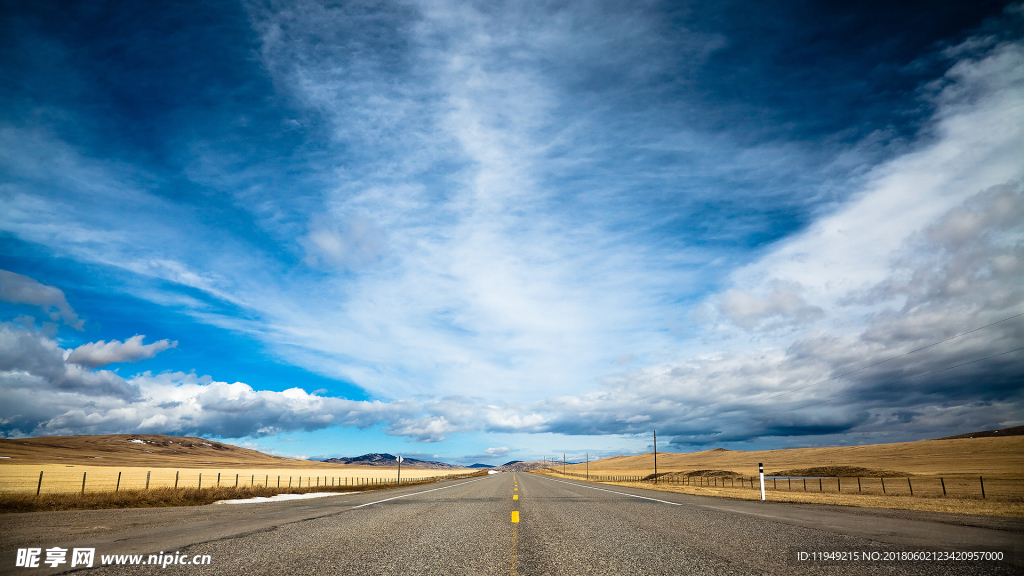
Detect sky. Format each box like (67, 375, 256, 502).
(0, 0, 1021, 466)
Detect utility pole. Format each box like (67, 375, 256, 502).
(654, 429, 658, 483)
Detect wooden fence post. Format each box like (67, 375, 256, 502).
(235, 473, 239, 487)
(82, 472, 87, 494)
(940, 477, 946, 496)
(199, 473, 202, 489)
(980, 476, 985, 499)
(907, 477, 912, 496)
(36, 471, 43, 496)
(117, 471, 122, 492)
(857, 477, 861, 492)
(175, 471, 179, 489)
(217, 473, 221, 486)
(881, 477, 885, 494)
(146, 471, 151, 490)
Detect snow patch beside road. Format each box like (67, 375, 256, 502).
(214, 492, 354, 505)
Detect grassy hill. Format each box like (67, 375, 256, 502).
(0, 434, 346, 469)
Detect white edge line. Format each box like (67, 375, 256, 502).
(352, 474, 497, 508)
(539, 475, 681, 505)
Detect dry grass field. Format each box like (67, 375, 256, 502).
(559, 436, 1024, 478)
(533, 470, 1024, 517)
(0, 470, 490, 513)
(0, 434, 469, 496)
(0, 464, 465, 495)
(537, 435, 1024, 517)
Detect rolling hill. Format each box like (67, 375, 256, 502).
(320, 453, 468, 469)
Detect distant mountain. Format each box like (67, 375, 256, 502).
(495, 460, 552, 471)
(320, 453, 467, 470)
(467, 463, 494, 468)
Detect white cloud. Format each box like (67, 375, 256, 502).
(721, 40, 1024, 319)
(66, 335, 177, 368)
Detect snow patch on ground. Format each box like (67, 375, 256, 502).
(213, 492, 354, 505)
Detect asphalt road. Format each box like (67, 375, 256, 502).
(1, 472, 1021, 575)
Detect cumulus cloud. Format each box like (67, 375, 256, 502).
(0, 322, 416, 439)
(0, 269, 84, 330)
(0, 322, 139, 399)
(66, 335, 178, 368)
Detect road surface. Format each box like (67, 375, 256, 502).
(1, 472, 1020, 575)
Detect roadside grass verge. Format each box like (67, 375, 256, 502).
(0, 470, 488, 513)
(530, 470, 1024, 518)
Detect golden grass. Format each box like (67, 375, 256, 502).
(531, 470, 1024, 517)
(535, 436, 1024, 518)
(0, 470, 492, 514)
(0, 464, 466, 495)
(562, 436, 1024, 478)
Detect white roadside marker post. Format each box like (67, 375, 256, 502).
(397, 455, 403, 485)
(759, 463, 766, 501)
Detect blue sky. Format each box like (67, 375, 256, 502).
(1, 0, 1022, 465)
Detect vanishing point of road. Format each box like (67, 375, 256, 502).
(2, 472, 1020, 575)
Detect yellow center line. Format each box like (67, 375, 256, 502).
(511, 473, 519, 574)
